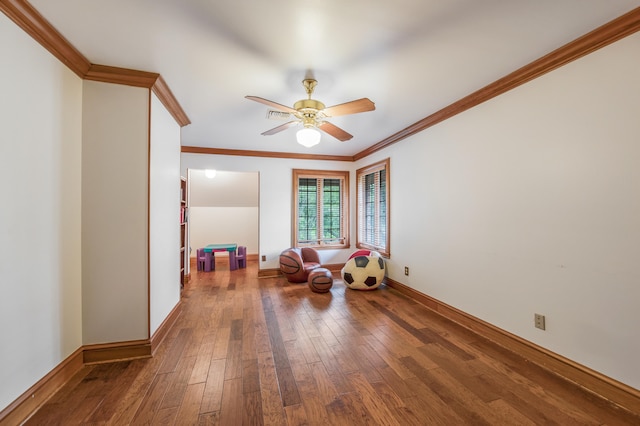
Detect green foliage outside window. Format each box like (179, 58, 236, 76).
(293, 170, 349, 248)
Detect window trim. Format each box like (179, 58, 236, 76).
(292, 169, 350, 249)
(356, 158, 390, 257)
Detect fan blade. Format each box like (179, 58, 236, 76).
(318, 122, 353, 141)
(246, 96, 297, 114)
(261, 121, 298, 136)
(322, 98, 375, 117)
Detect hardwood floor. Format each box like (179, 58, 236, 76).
(25, 261, 640, 425)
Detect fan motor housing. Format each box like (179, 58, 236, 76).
(294, 99, 325, 111)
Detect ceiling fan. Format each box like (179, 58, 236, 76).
(246, 79, 375, 147)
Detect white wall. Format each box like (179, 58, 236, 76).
(0, 13, 83, 410)
(361, 33, 640, 389)
(82, 81, 149, 344)
(188, 169, 259, 257)
(189, 207, 259, 256)
(181, 156, 355, 269)
(149, 93, 182, 336)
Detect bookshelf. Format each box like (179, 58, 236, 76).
(180, 177, 187, 287)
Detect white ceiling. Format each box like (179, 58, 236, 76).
(29, 0, 640, 157)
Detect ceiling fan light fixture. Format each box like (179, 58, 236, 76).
(296, 127, 321, 148)
(246, 77, 375, 142)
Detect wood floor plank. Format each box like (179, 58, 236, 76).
(101, 356, 168, 424)
(347, 371, 401, 426)
(253, 309, 272, 354)
(487, 398, 538, 426)
(370, 380, 407, 411)
(157, 328, 192, 374)
(24, 262, 640, 425)
(174, 382, 205, 425)
(476, 371, 596, 425)
(361, 333, 420, 380)
(401, 355, 494, 425)
(200, 358, 226, 414)
(189, 351, 212, 385)
(330, 340, 379, 380)
(300, 395, 330, 426)
(151, 406, 178, 425)
(26, 362, 127, 424)
(85, 359, 148, 422)
(283, 403, 309, 426)
(284, 341, 331, 426)
(325, 391, 374, 426)
(188, 332, 216, 385)
(210, 326, 231, 360)
(417, 342, 500, 403)
(430, 365, 522, 425)
(243, 358, 261, 394)
(375, 364, 416, 400)
(257, 351, 287, 425)
(160, 355, 197, 410)
(402, 377, 467, 424)
(263, 307, 301, 406)
(39, 366, 93, 405)
(370, 299, 476, 361)
(223, 339, 243, 380)
(243, 390, 265, 425)
(241, 307, 258, 361)
(130, 372, 173, 425)
(308, 335, 344, 377)
(308, 361, 339, 405)
(197, 411, 220, 425)
(218, 377, 243, 425)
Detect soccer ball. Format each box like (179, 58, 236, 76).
(341, 254, 385, 290)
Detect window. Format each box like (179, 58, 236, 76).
(293, 169, 349, 249)
(356, 158, 389, 256)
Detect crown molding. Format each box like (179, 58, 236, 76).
(153, 75, 191, 127)
(181, 145, 354, 162)
(354, 6, 640, 161)
(84, 64, 159, 88)
(0, 0, 90, 77)
(84, 66, 191, 126)
(3, 1, 638, 157)
(1, 0, 190, 128)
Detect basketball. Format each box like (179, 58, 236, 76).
(279, 252, 301, 275)
(308, 268, 333, 293)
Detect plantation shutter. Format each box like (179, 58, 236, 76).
(356, 159, 389, 255)
(294, 170, 349, 248)
(322, 178, 343, 245)
(297, 178, 318, 244)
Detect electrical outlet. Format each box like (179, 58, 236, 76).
(534, 313, 546, 330)
(261, 255, 266, 262)
(404, 266, 409, 276)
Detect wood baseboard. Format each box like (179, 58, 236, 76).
(0, 348, 84, 425)
(258, 263, 343, 279)
(384, 277, 640, 415)
(1, 303, 184, 423)
(323, 263, 343, 272)
(82, 339, 152, 365)
(258, 267, 281, 278)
